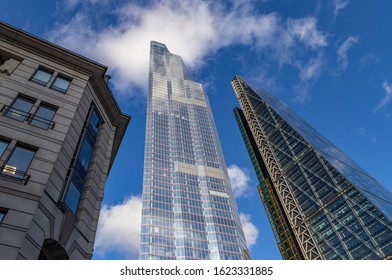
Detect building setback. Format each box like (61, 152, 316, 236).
(0, 21, 130, 259)
(232, 75, 392, 260)
(140, 42, 248, 260)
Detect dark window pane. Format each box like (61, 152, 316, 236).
(30, 105, 56, 129)
(0, 210, 5, 224)
(2, 146, 35, 179)
(31, 68, 52, 85)
(62, 106, 100, 215)
(88, 109, 101, 136)
(6, 97, 34, 121)
(51, 75, 71, 93)
(64, 181, 81, 214)
(77, 138, 93, 173)
(0, 139, 9, 157)
(90, 110, 101, 129)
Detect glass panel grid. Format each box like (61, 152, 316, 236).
(140, 42, 248, 260)
(234, 76, 392, 260)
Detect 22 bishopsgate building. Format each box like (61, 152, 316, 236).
(232, 76, 392, 260)
(139, 42, 248, 260)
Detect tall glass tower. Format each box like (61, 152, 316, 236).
(232, 75, 392, 260)
(139, 42, 248, 260)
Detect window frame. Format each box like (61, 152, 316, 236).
(4, 96, 35, 122)
(50, 74, 72, 93)
(30, 67, 54, 86)
(2, 95, 58, 130)
(61, 105, 102, 214)
(0, 209, 6, 224)
(1, 144, 36, 184)
(0, 138, 9, 158)
(30, 103, 57, 130)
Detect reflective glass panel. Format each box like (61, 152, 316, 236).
(0, 210, 5, 224)
(30, 105, 56, 129)
(6, 97, 34, 121)
(63, 107, 101, 214)
(31, 68, 52, 85)
(235, 76, 392, 260)
(140, 42, 248, 260)
(64, 181, 81, 214)
(51, 75, 71, 93)
(88, 109, 101, 135)
(77, 138, 93, 173)
(2, 145, 35, 179)
(0, 139, 9, 157)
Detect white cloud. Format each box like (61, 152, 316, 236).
(374, 81, 392, 112)
(227, 164, 251, 198)
(48, 0, 328, 101)
(287, 17, 327, 50)
(50, 0, 278, 92)
(240, 213, 259, 248)
(337, 36, 359, 70)
(333, 0, 350, 17)
(293, 53, 325, 104)
(299, 54, 325, 82)
(94, 196, 142, 259)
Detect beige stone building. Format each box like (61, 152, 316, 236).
(0, 21, 130, 259)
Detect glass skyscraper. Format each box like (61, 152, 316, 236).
(232, 75, 392, 260)
(139, 42, 248, 260)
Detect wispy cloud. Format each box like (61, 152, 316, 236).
(358, 126, 377, 144)
(94, 196, 142, 259)
(374, 81, 392, 112)
(359, 52, 380, 69)
(48, 0, 328, 102)
(294, 53, 326, 104)
(240, 213, 259, 248)
(333, 0, 350, 17)
(337, 36, 359, 71)
(287, 17, 327, 50)
(227, 164, 251, 198)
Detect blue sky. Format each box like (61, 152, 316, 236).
(1, 0, 391, 260)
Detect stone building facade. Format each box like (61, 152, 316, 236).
(0, 21, 130, 259)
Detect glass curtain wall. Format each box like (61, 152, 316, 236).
(140, 42, 248, 260)
(232, 75, 392, 259)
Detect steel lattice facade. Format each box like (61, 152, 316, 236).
(232, 75, 392, 260)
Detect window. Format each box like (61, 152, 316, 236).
(89, 109, 101, 135)
(31, 68, 53, 86)
(51, 75, 71, 93)
(77, 138, 94, 173)
(0, 139, 9, 157)
(2, 145, 36, 180)
(2, 96, 57, 130)
(30, 104, 56, 129)
(5, 96, 35, 122)
(63, 181, 81, 214)
(63, 106, 101, 214)
(0, 209, 6, 224)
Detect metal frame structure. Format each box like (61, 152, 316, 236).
(232, 75, 392, 260)
(232, 76, 322, 259)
